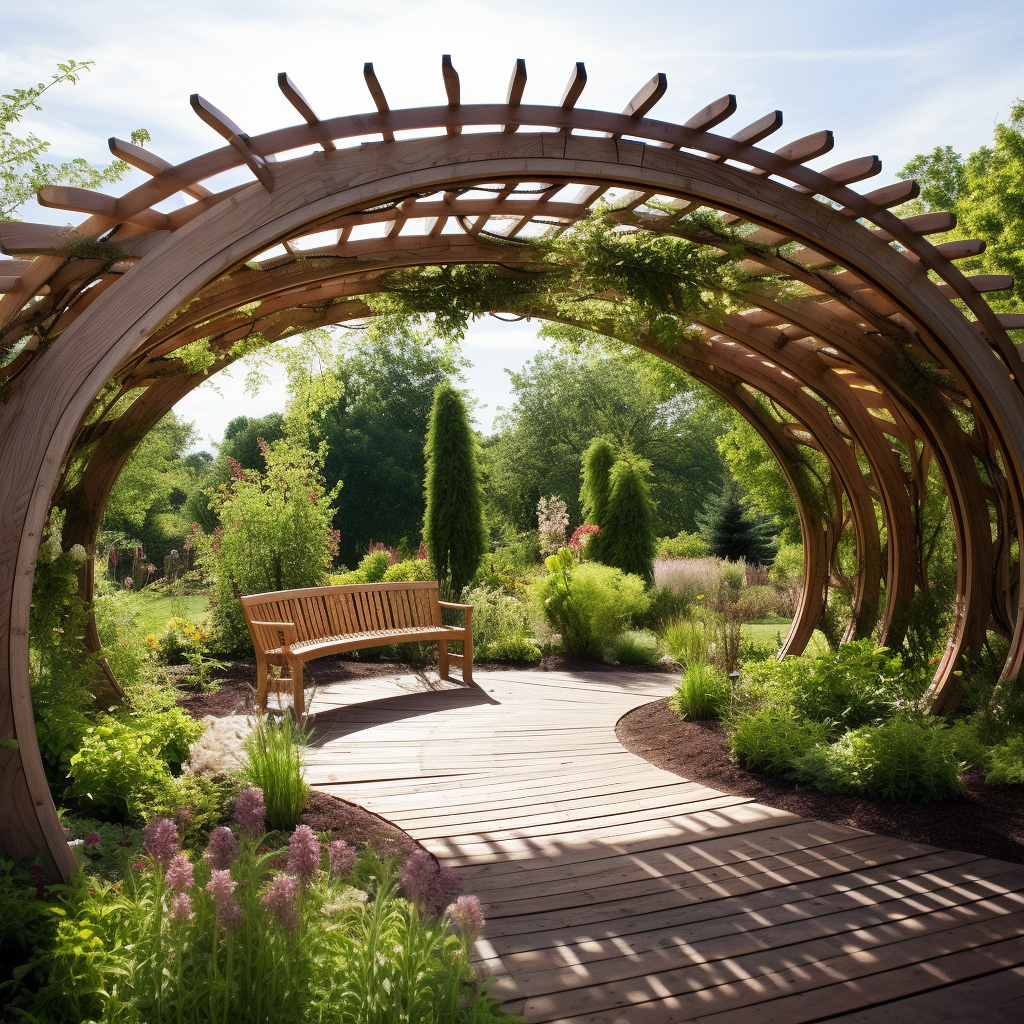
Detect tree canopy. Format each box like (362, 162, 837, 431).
(482, 348, 728, 539)
(896, 102, 1024, 315)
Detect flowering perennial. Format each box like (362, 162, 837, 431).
(165, 853, 194, 894)
(207, 869, 244, 931)
(261, 873, 300, 931)
(287, 824, 321, 884)
(169, 892, 194, 923)
(400, 849, 463, 913)
(445, 895, 485, 941)
(327, 839, 357, 880)
(234, 787, 266, 837)
(144, 818, 180, 869)
(203, 826, 239, 870)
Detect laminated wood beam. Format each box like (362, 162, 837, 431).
(107, 137, 213, 199)
(504, 58, 527, 132)
(362, 63, 394, 141)
(441, 55, 461, 136)
(277, 72, 336, 151)
(189, 93, 275, 190)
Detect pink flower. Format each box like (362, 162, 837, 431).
(203, 827, 239, 870)
(400, 850, 463, 913)
(233, 788, 266, 838)
(446, 895, 485, 941)
(165, 853, 194, 894)
(261, 873, 299, 931)
(84, 831, 101, 847)
(144, 818, 179, 869)
(133, 861, 147, 872)
(170, 892, 194, 923)
(286, 825, 321, 884)
(206, 869, 244, 931)
(327, 839, 357, 880)
(124, 577, 134, 588)
(206, 868, 235, 903)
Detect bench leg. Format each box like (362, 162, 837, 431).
(438, 639, 449, 681)
(462, 637, 474, 687)
(256, 657, 270, 711)
(289, 659, 305, 718)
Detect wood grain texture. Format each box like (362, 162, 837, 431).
(302, 668, 1024, 1023)
(2, 85, 1023, 880)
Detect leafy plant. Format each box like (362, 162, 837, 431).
(669, 664, 730, 721)
(605, 629, 661, 666)
(789, 640, 911, 737)
(0, 857, 59, 997)
(986, 735, 1024, 785)
(532, 549, 649, 660)
(202, 439, 340, 652)
(66, 711, 206, 823)
(465, 585, 540, 663)
(29, 514, 97, 713)
(638, 585, 694, 631)
(791, 717, 965, 803)
(241, 716, 310, 831)
(657, 531, 709, 559)
(728, 707, 828, 774)
(662, 618, 710, 667)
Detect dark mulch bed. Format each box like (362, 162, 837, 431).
(177, 659, 422, 855)
(301, 789, 416, 859)
(175, 657, 429, 719)
(617, 697, 1024, 866)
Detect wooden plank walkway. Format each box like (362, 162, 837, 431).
(303, 669, 1024, 1023)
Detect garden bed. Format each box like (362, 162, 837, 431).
(617, 697, 1024, 865)
(177, 660, 423, 857)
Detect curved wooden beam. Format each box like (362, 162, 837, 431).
(2, 104, 1022, 881)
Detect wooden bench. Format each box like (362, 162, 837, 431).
(240, 581, 474, 712)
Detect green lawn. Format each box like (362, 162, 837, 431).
(132, 593, 211, 635)
(742, 620, 830, 658)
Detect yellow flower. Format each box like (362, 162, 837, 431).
(696, 594, 705, 600)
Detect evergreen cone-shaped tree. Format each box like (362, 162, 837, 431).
(423, 383, 486, 596)
(580, 437, 617, 525)
(697, 478, 778, 565)
(580, 437, 617, 565)
(593, 457, 656, 583)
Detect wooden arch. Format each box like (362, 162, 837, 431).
(2, 59, 1023, 877)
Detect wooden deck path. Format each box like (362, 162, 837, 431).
(303, 669, 1024, 1023)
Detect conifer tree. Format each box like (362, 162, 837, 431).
(580, 437, 617, 524)
(580, 437, 617, 564)
(423, 383, 486, 595)
(594, 457, 657, 583)
(697, 478, 778, 565)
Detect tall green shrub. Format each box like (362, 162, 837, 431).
(533, 549, 649, 659)
(423, 383, 486, 596)
(580, 437, 617, 526)
(202, 440, 339, 651)
(591, 457, 656, 583)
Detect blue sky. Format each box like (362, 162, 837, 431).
(3, 0, 1022, 445)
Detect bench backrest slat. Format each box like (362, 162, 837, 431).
(240, 582, 443, 651)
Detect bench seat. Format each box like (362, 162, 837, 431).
(240, 580, 474, 712)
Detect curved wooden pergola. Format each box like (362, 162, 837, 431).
(2, 59, 1022, 877)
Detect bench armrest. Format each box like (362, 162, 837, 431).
(249, 620, 298, 652)
(438, 601, 473, 632)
